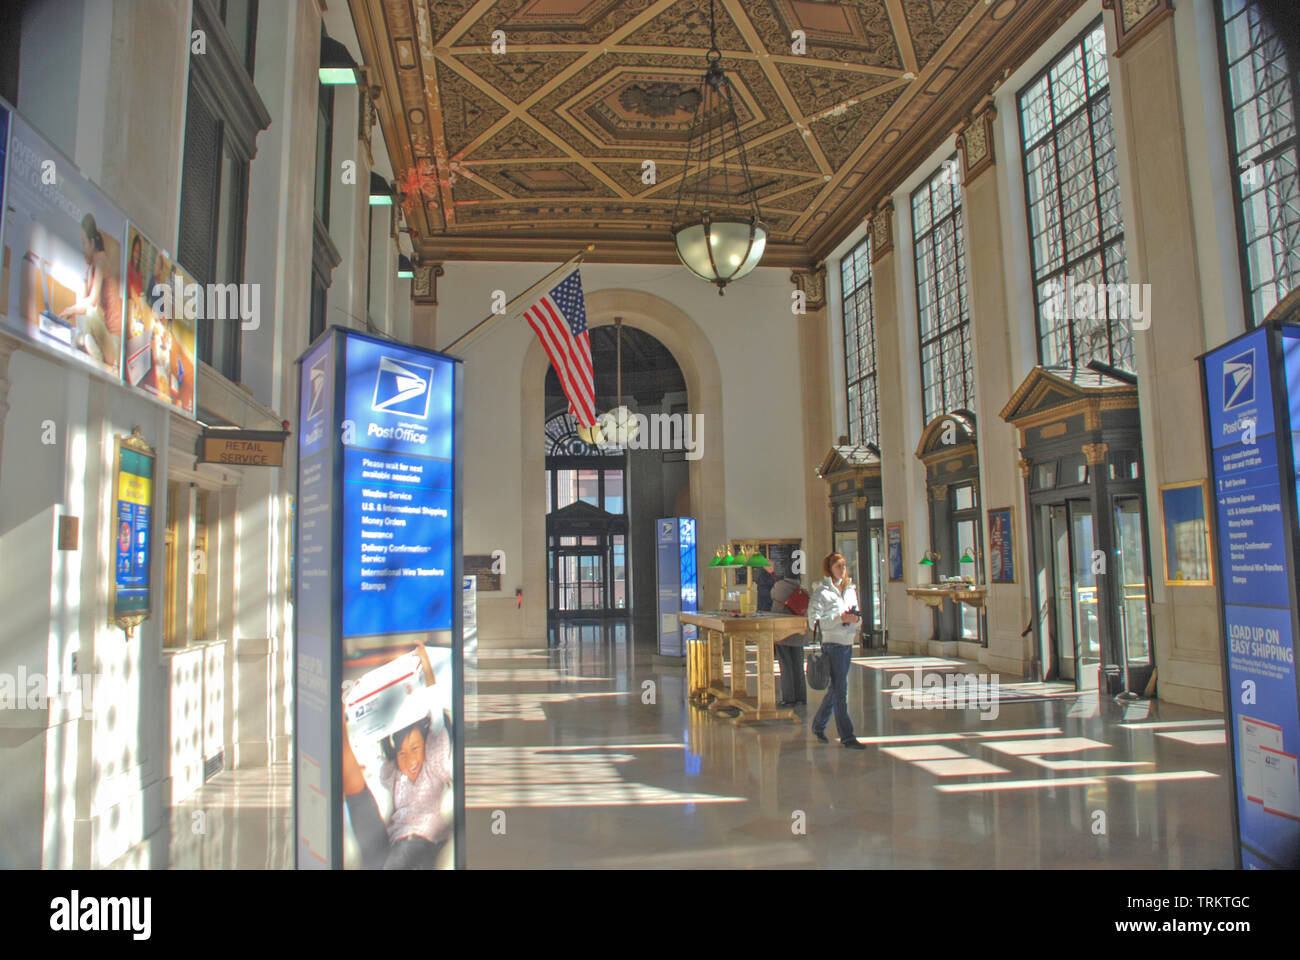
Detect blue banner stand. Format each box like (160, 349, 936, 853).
(655, 517, 698, 659)
(1200, 316, 1300, 869)
(293, 326, 464, 869)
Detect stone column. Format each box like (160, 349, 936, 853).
(793, 266, 832, 573)
(872, 202, 927, 654)
(1103, 0, 1221, 709)
(957, 99, 1031, 677)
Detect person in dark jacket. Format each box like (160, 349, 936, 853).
(771, 571, 806, 706)
(754, 558, 776, 612)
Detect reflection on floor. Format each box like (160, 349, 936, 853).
(468, 622, 1234, 869)
(110, 762, 293, 869)
(121, 618, 1235, 868)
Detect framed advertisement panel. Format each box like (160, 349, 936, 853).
(1, 111, 127, 378)
(1159, 479, 1213, 586)
(886, 522, 904, 582)
(122, 224, 197, 417)
(110, 427, 155, 635)
(987, 507, 1015, 584)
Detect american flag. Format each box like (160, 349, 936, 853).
(523, 268, 596, 426)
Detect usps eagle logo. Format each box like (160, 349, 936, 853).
(1222, 349, 1254, 412)
(372, 356, 434, 419)
(307, 355, 328, 421)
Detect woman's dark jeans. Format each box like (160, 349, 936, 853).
(810, 642, 855, 743)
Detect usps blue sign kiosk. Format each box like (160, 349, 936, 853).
(294, 327, 464, 869)
(656, 517, 698, 657)
(1200, 316, 1300, 869)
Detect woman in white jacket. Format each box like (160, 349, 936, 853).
(807, 553, 864, 748)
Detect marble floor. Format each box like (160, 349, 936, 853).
(124, 622, 1236, 868)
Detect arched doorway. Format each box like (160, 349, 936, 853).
(543, 324, 689, 627)
(519, 289, 727, 647)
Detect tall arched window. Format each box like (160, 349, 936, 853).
(912, 158, 974, 424)
(841, 236, 879, 447)
(1018, 20, 1132, 370)
(1217, 0, 1300, 326)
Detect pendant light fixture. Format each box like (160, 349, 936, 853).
(578, 318, 640, 448)
(671, 0, 768, 295)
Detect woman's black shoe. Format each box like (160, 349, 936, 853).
(843, 739, 866, 750)
(813, 730, 829, 743)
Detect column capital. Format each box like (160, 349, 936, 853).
(1101, 0, 1175, 57)
(790, 265, 827, 311)
(357, 76, 382, 167)
(1083, 441, 1110, 465)
(956, 99, 998, 184)
(869, 200, 895, 263)
(412, 262, 443, 304)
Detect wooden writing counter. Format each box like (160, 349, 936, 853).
(680, 611, 805, 724)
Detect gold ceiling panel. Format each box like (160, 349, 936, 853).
(456, 0, 661, 45)
(454, 52, 588, 105)
(592, 160, 685, 196)
(745, 129, 821, 176)
(749, 0, 902, 67)
(901, 0, 983, 69)
(436, 60, 511, 156)
(808, 84, 905, 170)
(350, 0, 1083, 265)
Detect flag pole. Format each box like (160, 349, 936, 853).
(442, 244, 595, 354)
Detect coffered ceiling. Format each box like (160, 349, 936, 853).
(349, 0, 1083, 268)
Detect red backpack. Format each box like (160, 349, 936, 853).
(784, 587, 810, 617)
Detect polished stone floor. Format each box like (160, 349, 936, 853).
(124, 621, 1236, 868)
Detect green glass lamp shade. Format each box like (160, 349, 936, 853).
(708, 555, 723, 568)
(959, 551, 974, 563)
(722, 553, 739, 566)
(746, 553, 770, 567)
(919, 555, 935, 566)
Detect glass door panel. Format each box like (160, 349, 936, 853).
(955, 518, 979, 639)
(1069, 501, 1100, 691)
(611, 535, 627, 610)
(1035, 505, 1053, 678)
(578, 553, 604, 610)
(557, 554, 579, 611)
(1051, 504, 1076, 681)
(1113, 496, 1150, 664)
(835, 531, 859, 597)
(869, 527, 884, 631)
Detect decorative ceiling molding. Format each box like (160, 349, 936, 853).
(349, 0, 1086, 266)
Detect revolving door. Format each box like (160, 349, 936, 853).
(1003, 368, 1154, 695)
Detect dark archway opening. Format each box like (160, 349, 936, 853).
(543, 324, 689, 640)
